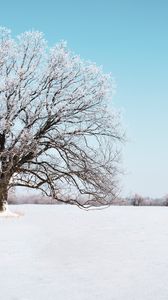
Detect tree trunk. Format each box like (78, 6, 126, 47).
(0, 181, 8, 211)
(0, 132, 9, 211)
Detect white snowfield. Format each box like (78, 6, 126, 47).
(1, 205, 168, 300)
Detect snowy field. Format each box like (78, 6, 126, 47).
(1, 205, 168, 300)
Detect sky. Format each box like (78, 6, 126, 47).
(0, 0, 168, 198)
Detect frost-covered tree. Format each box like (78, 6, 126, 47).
(0, 27, 123, 211)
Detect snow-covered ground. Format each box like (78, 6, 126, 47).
(1, 205, 168, 300)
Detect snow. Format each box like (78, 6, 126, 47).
(0, 209, 20, 217)
(1, 205, 168, 300)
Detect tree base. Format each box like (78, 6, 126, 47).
(0, 202, 21, 217)
(0, 201, 8, 212)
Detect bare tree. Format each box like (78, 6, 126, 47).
(131, 194, 144, 206)
(0, 27, 123, 211)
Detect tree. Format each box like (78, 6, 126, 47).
(0, 27, 123, 211)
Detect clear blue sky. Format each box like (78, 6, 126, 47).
(1, 0, 168, 197)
